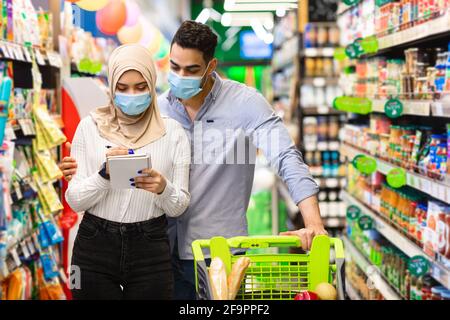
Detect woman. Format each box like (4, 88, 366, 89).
(65, 44, 190, 300)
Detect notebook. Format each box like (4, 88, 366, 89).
(107, 154, 152, 189)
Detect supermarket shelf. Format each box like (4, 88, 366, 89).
(342, 191, 450, 290)
(313, 177, 347, 189)
(301, 106, 344, 116)
(343, 235, 402, 300)
(323, 217, 346, 228)
(377, 11, 450, 52)
(0, 40, 61, 68)
(340, 143, 450, 203)
(371, 99, 431, 117)
(301, 47, 335, 57)
(345, 280, 362, 300)
(431, 101, 450, 118)
(301, 77, 339, 86)
(305, 140, 341, 152)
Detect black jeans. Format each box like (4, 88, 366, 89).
(71, 213, 173, 300)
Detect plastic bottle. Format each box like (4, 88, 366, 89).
(331, 151, 339, 177)
(322, 152, 331, 177)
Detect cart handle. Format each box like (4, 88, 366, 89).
(330, 237, 345, 260)
(192, 235, 344, 261)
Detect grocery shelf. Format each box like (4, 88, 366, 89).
(371, 99, 431, 117)
(301, 47, 335, 57)
(0, 40, 62, 68)
(340, 143, 450, 204)
(313, 177, 347, 189)
(343, 235, 403, 300)
(342, 191, 450, 290)
(305, 140, 341, 152)
(345, 279, 362, 300)
(377, 11, 450, 52)
(301, 106, 344, 116)
(301, 77, 339, 86)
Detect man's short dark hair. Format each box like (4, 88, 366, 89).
(171, 20, 218, 62)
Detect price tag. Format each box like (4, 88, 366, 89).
(408, 256, 430, 277)
(10, 247, 21, 267)
(0, 42, 12, 58)
(421, 178, 432, 195)
(20, 241, 30, 259)
(446, 186, 450, 204)
(34, 49, 46, 65)
(305, 48, 318, 57)
(431, 182, 440, 200)
(322, 48, 335, 57)
(23, 47, 32, 62)
(47, 52, 62, 68)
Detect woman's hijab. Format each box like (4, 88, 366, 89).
(90, 44, 166, 149)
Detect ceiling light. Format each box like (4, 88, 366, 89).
(195, 8, 210, 24)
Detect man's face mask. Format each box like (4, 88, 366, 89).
(168, 62, 211, 100)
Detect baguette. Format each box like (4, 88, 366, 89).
(208, 257, 228, 300)
(227, 257, 251, 300)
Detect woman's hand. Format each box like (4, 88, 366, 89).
(105, 147, 130, 174)
(59, 142, 77, 182)
(133, 168, 167, 194)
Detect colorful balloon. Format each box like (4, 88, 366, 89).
(117, 20, 143, 44)
(139, 19, 157, 46)
(125, 0, 140, 27)
(76, 0, 109, 11)
(95, 0, 127, 35)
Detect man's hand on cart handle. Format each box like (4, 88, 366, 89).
(280, 225, 328, 251)
(280, 195, 327, 250)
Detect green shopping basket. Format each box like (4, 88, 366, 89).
(192, 235, 346, 300)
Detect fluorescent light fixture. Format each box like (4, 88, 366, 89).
(250, 18, 273, 44)
(221, 11, 274, 27)
(209, 8, 222, 22)
(224, 0, 297, 11)
(195, 8, 210, 24)
(222, 36, 238, 51)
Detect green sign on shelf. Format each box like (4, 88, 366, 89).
(408, 256, 430, 277)
(346, 205, 361, 220)
(358, 215, 373, 230)
(353, 155, 377, 175)
(334, 47, 347, 61)
(360, 36, 379, 54)
(385, 98, 403, 118)
(342, 0, 361, 6)
(386, 167, 407, 188)
(333, 96, 372, 114)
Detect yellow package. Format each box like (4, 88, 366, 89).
(39, 183, 63, 215)
(33, 119, 51, 151)
(34, 149, 62, 181)
(33, 104, 66, 148)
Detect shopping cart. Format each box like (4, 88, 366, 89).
(192, 235, 345, 300)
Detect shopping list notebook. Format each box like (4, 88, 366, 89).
(108, 154, 151, 189)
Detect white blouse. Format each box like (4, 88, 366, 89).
(65, 116, 191, 223)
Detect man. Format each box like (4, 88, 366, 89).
(60, 21, 327, 300)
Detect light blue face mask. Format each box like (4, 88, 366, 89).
(114, 92, 152, 116)
(168, 63, 211, 100)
